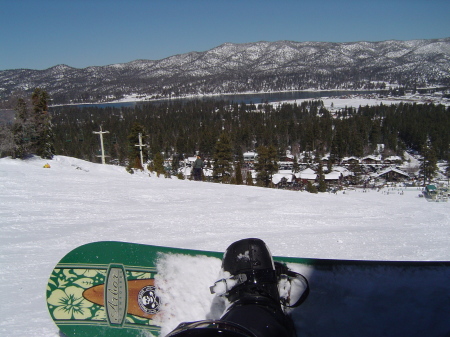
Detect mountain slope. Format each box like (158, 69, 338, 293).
(1, 38, 449, 104)
(1, 154, 449, 336)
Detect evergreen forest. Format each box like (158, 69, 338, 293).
(47, 99, 450, 171)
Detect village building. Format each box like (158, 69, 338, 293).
(324, 171, 341, 181)
(341, 156, 360, 165)
(361, 155, 382, 165)
(372, 167, 410, 182)
(332, 166, 353, 178)
(383, 156, 403, 165)
(243, 152, 257, 163)
(272, 173, 296, 188)
(295, 168, 317, 183)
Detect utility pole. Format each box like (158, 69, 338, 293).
(135, 133, 145, 168)
(93, 126, 109, 164)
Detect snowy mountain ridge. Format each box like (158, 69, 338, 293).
(1, 38, 449, 105)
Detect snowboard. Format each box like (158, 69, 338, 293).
(46, 241, 450, 337)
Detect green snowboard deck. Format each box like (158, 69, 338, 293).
(47, 241, 223, 337)
(47, 241, 450, 337)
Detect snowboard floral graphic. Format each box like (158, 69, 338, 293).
(47, 267, 153, 325)
(47, 286, 94, 320)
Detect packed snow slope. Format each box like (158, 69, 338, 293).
(0, 155, 449, 337)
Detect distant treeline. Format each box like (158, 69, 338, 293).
(50, 100, 450, 165)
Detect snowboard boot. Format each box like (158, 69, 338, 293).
(166, 239, 303, 337)
(211, 238, 296, 337)
(212, 238, 280, 305)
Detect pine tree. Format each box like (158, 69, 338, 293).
(419, 142, 438, 185)
(306, 181, 318, 193)
(12, 90, 54, 159)
(171, 153, 182, 176)
(255, 145, 278, 187)
(326, 157, 333, 172)
(445, 156, 450, 182)
(153, 152, 165, 177)
(12, 98, 32, 158)
(317, 162, 327, 192)
(292, 155, 300, 173)
(31, 88, 54, 159)
(331, 121, 346, 162)
(235, 161, 243, 185)
(348, 161, 362, 185)
(127, 123, 146, 171)
(246, 171, 254, 186)
(213, 132, 233, 183)
(0, 124, 15, 157)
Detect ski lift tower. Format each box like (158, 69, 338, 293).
(93, 126, 110, 164)
(135, 133, 145, 168)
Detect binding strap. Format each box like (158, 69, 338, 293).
(210, 274, 248, 295)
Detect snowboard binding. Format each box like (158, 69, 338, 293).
(275, 261, 310, 310)
(210, 238, 309, 311)
(168, 239, 307, 337)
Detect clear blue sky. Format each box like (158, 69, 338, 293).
(1, 0, 449, 70)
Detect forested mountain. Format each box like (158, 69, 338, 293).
(1, 38, 449, 105)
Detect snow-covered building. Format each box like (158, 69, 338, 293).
(383, 156, 402, 164)
(361, 155, 382, 165)
(332, 166, 353, 178)
(296, 168, 317, 181)
(324, 171, 342, 181)
(243, 152, 257, 163)
(341, 156, 360, 165)
(278, 151, 295, 170)
(372, 167, 410, 182)
(272, 173, 295, 187)
(278, 161, 294, 170)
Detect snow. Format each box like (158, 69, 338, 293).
(153, 254, 222, 335)
(324, 171, 341, 180)
(272, 93, 450, 109)
(106, 90, 450, 107)
(0, 155, 449, 337)
(272, 173, 295, 185)
(296, 168, 317, 180)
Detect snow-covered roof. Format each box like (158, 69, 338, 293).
(296, 168, 317, 180)
(362, 155, 382, 162)
(325, 171, 341, 180)
(373, 167, 409, 178)
(332, 166, 352, 177)
(342, 156, 360, 163)
(272, 173, 295, 185)
(384, 156, 402, 162)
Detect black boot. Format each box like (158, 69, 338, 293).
(213, 238, 296, 337)
(218, 238, 280, 305)
(166, 239, 299, 337)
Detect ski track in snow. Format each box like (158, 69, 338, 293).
(0, 155, 449, 337)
